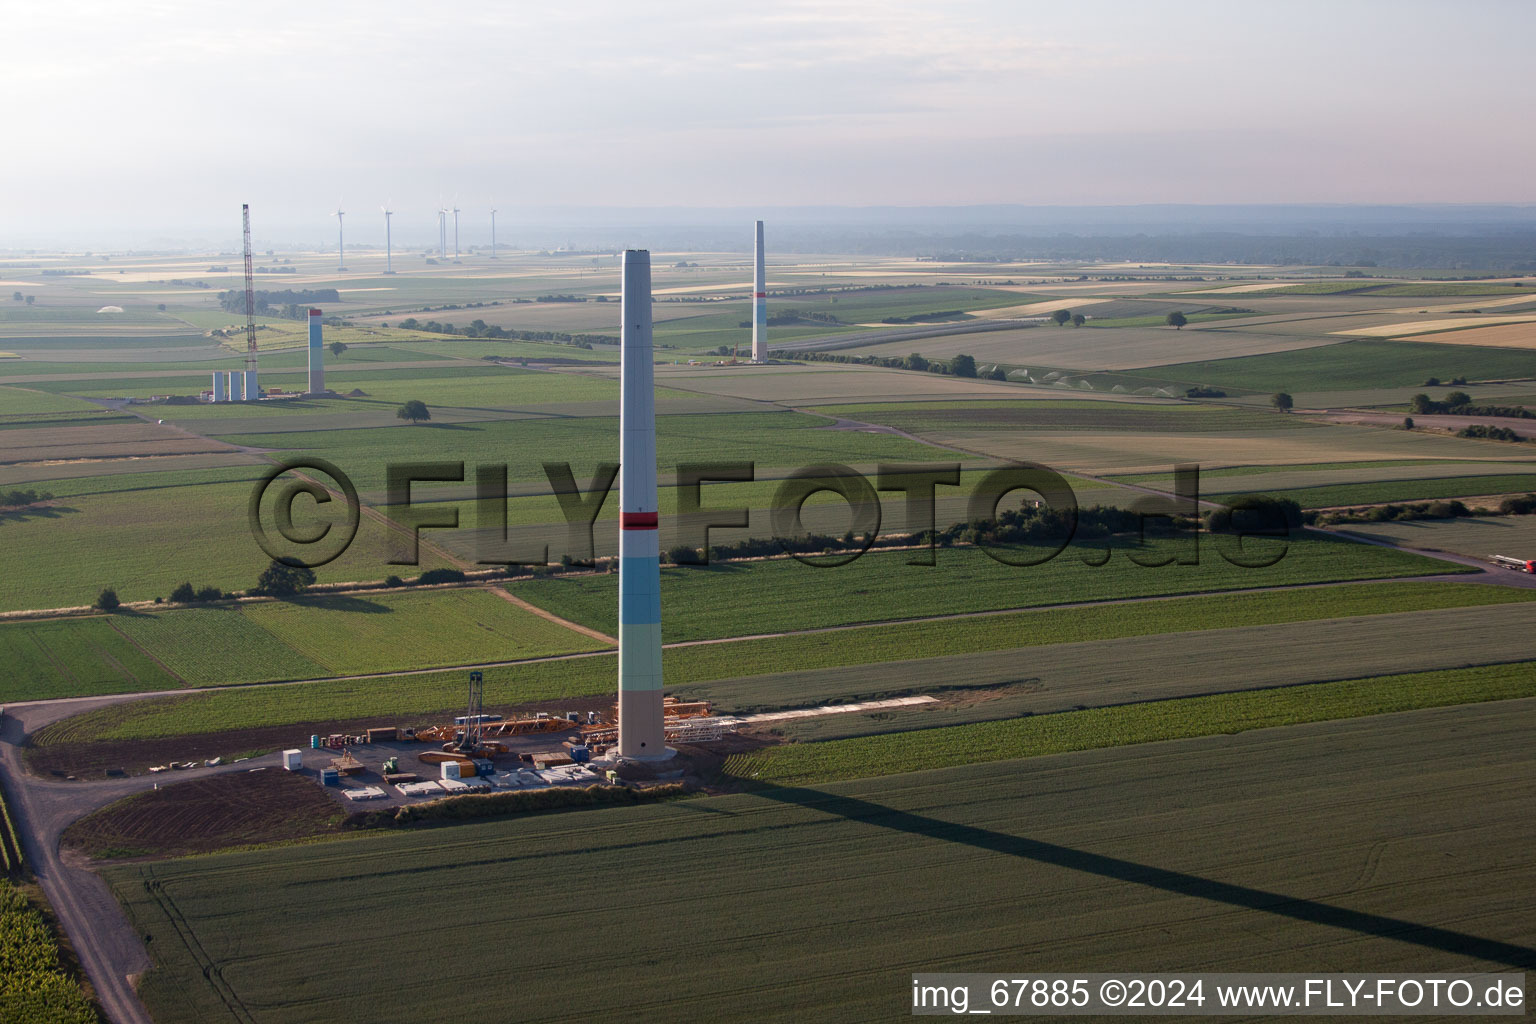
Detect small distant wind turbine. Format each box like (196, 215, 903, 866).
(452, 203, 461, 261)
(437, 203, 448, 260)
(382, 203, 394, 274)
(334, 205, 346, 271)
(490, 208, 498, 259)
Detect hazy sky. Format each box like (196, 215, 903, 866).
(5, 0, 1533, 245)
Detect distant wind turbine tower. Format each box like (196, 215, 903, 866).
(334, 207, 346, 271)
(382, 205, 395, 274)
(452, 204, 461, 260)
(751, 220, 767, 361)
(490, 209, 498, 259)
(437, 207, 448, 260)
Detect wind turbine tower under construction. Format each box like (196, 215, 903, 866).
(616, 249, 668, 760)
(752, 220, 767, 362)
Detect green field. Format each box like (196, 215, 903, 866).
(2, 588, 605, 703)
(0, 881, 99, 1024)
(110, 606, 328, 686)
(1137, 339, 1536, 392)
(212, 410, 968, 494)
(105, 698, 1536, 1023)
(240, 587, 608, 674)
(0, 477, 455, 613)
(0, 384, 103, 415)
(0, 617, 178, 702)
(809, 399, 1290, 434)
(1328, 513, 1536, 560)
(31, 579, 1527, 741)
(1228, 474, 1536, 508)
(511, 534, 1463, 641)
(723, 662, 1536, 784)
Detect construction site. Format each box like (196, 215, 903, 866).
(278, 671, 733, 808)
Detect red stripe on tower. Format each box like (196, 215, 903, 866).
(620, 511, 659, 530)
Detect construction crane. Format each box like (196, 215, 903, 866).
(457, 670, 485, 753)
(241, 204, 258, 397)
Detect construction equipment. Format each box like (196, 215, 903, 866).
(381, 756, 400, 775)
(330, 752, 365, 776)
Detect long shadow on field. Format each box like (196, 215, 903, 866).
(752, 785, 1536, 969)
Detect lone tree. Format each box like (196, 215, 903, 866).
(24, 295, 34, 305)
(950, 353, 977, 378)
(397, 399, 431, 423)
(987, 366, 1007, 381)
(10, 292, 20, 302)
(95, 588, 120, 611)
(1071, 313, 1086, 327)
(330, 340, 348, 359)
(1165, 311, 1188, 330)
(255, 559, 315, 597)
(1052, 309, 1071, 326)
(1271, 392, 1294, 413)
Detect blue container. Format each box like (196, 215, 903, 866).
(320, 768, 339, 786)
(569, 745, 591, 764)
(310, 735, 319, 749)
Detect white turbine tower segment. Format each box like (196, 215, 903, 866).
(617, 249, 668, 760)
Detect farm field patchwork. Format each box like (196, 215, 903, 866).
(0, 478, 452, 613)
(107, 699, 1536, 1023)
(510, 535, 1464, 642)
(825, 324, 1341, 371)
(693, 604, 1536, 740)
(212, 409, 971, 494)
(726, 663, 1536, 784)
(1137, 339, 1536, 392)
(32, 579, 1526, 741)
(917, 423, 1515, 476)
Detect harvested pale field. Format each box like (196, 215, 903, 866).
(1393, 321, 1536, 349)
(1337, 315, 1536, 338)
(1375, 293, 1536, 315)
(1186, 280, 1316, 294)
(1335, 515, 1536, 560)
(109, 700, 1536, 1024)
(970, 297, 1112, 318)
(834, 326, 1342, 370)
(0, 422, 236, 464)
(928, 423, 1515, 476)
